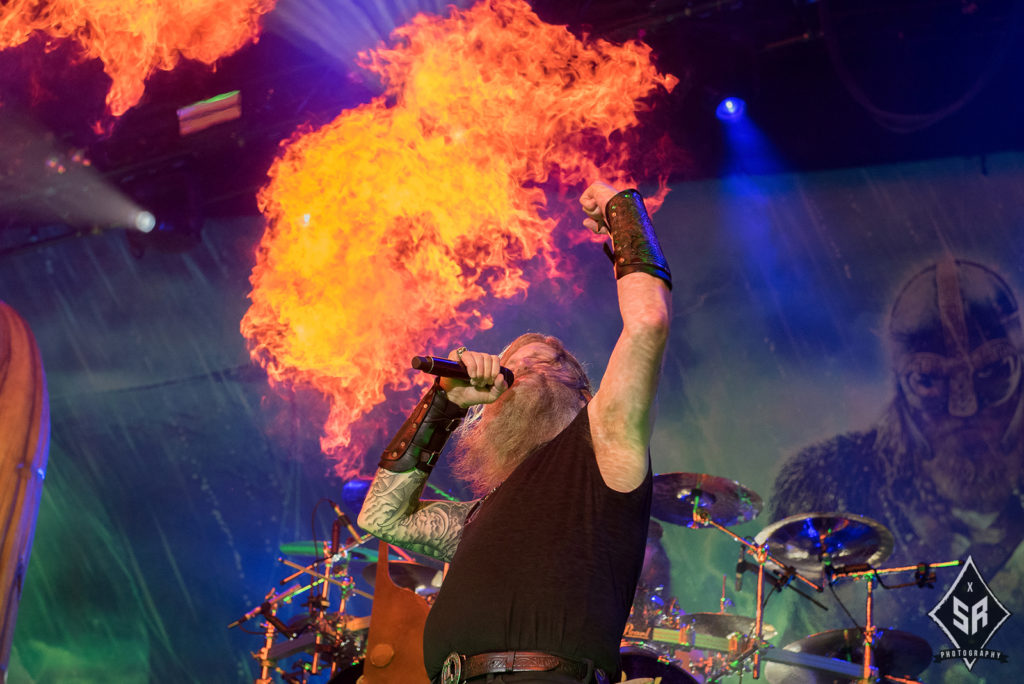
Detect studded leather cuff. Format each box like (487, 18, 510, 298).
(605, 188, 672, 290)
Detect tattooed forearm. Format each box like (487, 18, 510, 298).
(379, 498, 474, 562)
(359, 468, 429, 529)
(357, 468, 475, 563)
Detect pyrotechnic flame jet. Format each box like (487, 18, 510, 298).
(0, 0, 277, 117)
(242, 0, 677, 476)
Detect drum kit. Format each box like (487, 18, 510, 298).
(228, 507, 445, 684)
(230, 472, 959, 684)
(620, 472, 961, 684)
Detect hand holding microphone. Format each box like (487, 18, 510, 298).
(411, 347, 512, 408)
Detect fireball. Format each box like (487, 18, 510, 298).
(242, 0, 677, 475)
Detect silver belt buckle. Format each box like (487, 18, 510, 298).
(440, 652, 463, 684)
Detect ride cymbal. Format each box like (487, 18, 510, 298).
(763, 628, 932, 683)
(652, 473, 763, 528)
(753, 512, 893, 574)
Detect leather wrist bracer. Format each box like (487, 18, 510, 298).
(604, 188, 672, 290)
(379, 379, 468, 474)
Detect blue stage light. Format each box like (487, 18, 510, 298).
(716, 97, 746, 122)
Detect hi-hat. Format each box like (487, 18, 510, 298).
(763, 628, 932, 683)
(685, 612, 776, 640)
(362, 561, 443, 592)
(652, 473, 763, 528)
(753, 512, 893, 574)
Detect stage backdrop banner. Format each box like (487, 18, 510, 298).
(2, 153, 1023, 683)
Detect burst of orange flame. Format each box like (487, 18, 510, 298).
(0, 0, 276, 116)
(242, 0, 677, 476)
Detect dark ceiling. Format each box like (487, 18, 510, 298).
(1, 0, 1022, 243)
(533, 0, 1024, 176)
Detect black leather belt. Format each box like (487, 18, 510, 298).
(439, 650, 608, 683)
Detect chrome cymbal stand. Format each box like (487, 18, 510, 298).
(690, 506, 823, 679)
(829, 560, 960, 683)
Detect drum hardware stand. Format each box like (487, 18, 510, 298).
(651, 477, 942, 683)
(311, 549, 336, 677)
(691, 503, 822, 679)
(718, 575, 734, 612)
(255, 596, 280, 684)
(277, 556, 374, 601)
(827, 560, 960, 684)
(273, 538, 376, 680)
(277, 532, 375, 583)
(718, 642, 772, 683)
(242, 584, 319, 684)
(232, 533, 377, 684)
(696, 577, 763, 681)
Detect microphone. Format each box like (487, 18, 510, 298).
(227, 604, 263, 629)
(227, 599, 296, 632)
(735, 545, 746, 592)
(330, 518, 341, 556)
(331, 503, 363, 556)
(411, 355, 515, 387)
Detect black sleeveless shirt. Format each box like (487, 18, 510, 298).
(422, 407, 653, 679)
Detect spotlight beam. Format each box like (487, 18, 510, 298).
(0, 109, 156, 233)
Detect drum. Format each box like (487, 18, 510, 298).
(620, 646, 698, 684)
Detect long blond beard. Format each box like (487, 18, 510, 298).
(451, 373, 583, 496)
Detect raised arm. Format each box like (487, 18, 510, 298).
(581, 182, 672, 492)
(357, 351, 507, 562)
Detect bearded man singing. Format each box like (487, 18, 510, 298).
(357, 180, 672, 684)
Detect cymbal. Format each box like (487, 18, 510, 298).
(277, 541, 399, 564)
(362, 561, 443, 592)
(763, 628, 932, 683)
(753, 512, 894, 574)
(684, 612, 777, 640)
(651, 473, 763, 528)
